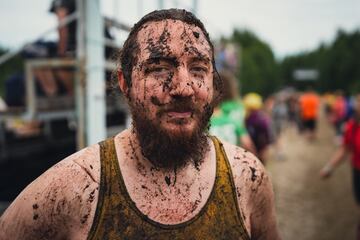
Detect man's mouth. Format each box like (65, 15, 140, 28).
(167, 111, 192, 118)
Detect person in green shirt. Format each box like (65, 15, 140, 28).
(210, 71, 256, 154)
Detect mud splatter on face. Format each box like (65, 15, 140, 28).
(150, 96, 164, 106)
(180, 24, 210, 60)
(164, 176, 171, 186)
(127, 21, 215, 170)
(145, 22, 172, 64)
(140, 24, 175, 100)
(163, 71, 174, 92)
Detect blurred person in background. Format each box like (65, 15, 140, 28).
(243, 93, 272, 163)
(323, 92, 336, 123)
(270, 94, 288, 160)
(4, 40, 63, 107)
(49, 0, 115, 95)
(0, 96, 7, 112)
(49, 0, 77, 95)
(345, 94, 356, 123)
(320, 93, 360, 239)
(210, 70, 256, 154)
(289, 93, 303, 133)
(3, 41, 66, 137)
(331, 90, 347, 144)
(299, 87, 320, 140)
(22, 41, 66, 97)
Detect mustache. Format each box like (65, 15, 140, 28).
(153, 98, 199, 116)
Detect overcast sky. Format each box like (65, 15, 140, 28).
(0, 0, 359, 58)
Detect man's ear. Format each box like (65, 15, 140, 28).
(118, 69, 128, 94)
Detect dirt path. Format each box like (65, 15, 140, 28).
(267, 114, 358, 240)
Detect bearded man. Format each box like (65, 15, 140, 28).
(0, 9, 280, 240)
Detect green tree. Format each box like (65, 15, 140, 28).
(230, 29, 280, 97)
(279, 29, 360, 94)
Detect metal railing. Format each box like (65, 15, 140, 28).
(0, 1, 131, 148)
(24, 59, 77, 120)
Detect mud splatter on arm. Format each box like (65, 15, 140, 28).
(223, 142, 281, 240)
(0, 146, 100, 240)
(240, 153, 281, 240)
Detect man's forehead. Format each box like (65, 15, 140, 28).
(137, 20, 203, 39)
(136, 19, 212, 58)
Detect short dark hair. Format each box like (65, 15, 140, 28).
(119, 8, 221, 100)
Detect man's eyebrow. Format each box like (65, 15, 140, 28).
(189, 56, 211, 65)
(144, 56, 179, 67)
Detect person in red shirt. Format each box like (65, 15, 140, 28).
(320, 93, 360, 238)
(331, 90, 347, 143)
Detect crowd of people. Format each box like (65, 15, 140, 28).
(320, 92, 360, 238)
(210, 77, 360, 237)
(209, 73, 359, 167)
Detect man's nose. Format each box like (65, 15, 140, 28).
(169, 68, 194, 97)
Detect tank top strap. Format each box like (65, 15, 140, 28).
(87, 137, 118, 240)
(210, 135, 251, 240)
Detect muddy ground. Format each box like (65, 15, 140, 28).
(267, 114, 358, 240)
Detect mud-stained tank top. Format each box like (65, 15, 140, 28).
(87, 136, 250, 240)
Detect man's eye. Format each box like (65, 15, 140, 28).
(190, 66, 208, 79)
(153, 67, 168, 73)
(146, 66, 170, 74)
(191, 66, 207, 73)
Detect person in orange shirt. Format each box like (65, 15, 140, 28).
(299, 88, 320, 140)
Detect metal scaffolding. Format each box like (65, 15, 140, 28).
(0, 0, 131, 150)
(76, 0, 106, 148)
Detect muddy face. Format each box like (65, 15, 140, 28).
(128, 20, 214, 169)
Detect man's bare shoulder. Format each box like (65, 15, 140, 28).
(222, 141, 280, 239)
(221, 141, 269, 214)
(0, 144, 101, 240)
(222, 141, 266, 190)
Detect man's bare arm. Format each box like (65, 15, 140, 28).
(224, 142, 281, 240)
(55, 7, 69, 56)
(0, 146, 100, 240)
(248, 163, 281, 240)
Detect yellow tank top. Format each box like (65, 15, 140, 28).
(88, 136, 250, 240)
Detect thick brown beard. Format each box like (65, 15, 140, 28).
(130, 102, 213, 170)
